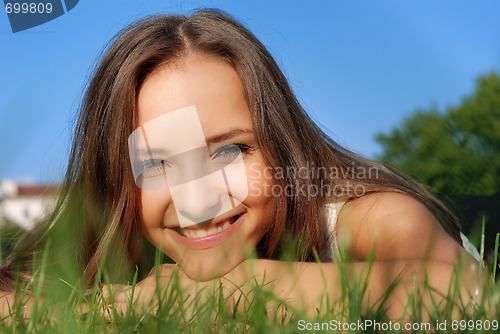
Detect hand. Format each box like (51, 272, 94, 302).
(99, 264, 219, 318)
(220, 259, 295, 319)
(98, 259, 292, 319)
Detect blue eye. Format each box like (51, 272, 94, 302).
(137, 159, 170, 178)
(212, 144, 249, 162)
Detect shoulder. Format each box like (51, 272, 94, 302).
(336, 192, 463, 262)
(340, 192, 433, 228)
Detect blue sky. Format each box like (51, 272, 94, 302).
(1, 0, 499, 184)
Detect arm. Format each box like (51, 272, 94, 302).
(226, 257, 479, 320)
(224, 193, 483, 319)
(0, 291, 15, 318)
(0, 291, 35, 319)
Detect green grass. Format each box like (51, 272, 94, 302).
(0, 231, 499, 333)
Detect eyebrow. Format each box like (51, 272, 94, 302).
(205, 129, 254, 143)
(135, 148, 170, 158)
(132, 129, 254, 157)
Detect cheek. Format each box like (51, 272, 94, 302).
(140, 189, 172, 228)
(243, 161, 277, 240)
(244, 161, 275, 207)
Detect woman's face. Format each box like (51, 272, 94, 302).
(134, 53, 275, 280)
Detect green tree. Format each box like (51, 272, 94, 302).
(376, 72, 500, 196)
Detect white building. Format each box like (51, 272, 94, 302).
(0, 179, 59, 230)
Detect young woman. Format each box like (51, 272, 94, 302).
(0, 9, 480, 319)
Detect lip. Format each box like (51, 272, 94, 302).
(167, 212, 246, 250)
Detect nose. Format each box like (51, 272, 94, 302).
(170, 176, 223, 227)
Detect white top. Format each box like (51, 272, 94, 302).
(320, 201, 346, 262)
(460, 232, 481, 261)
(319, 201, 481, 263)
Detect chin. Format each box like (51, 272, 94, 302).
(175, 249, 246, 281)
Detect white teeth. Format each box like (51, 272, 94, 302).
(181, 220, 232, 239)
(206, 225, 218, 236)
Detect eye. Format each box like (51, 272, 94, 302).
(139, 159, 170, 178)
(212, 144, 250, 162)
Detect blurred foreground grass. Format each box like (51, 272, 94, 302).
(0, 225, 498, 333)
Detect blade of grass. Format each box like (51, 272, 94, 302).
(473, 218, 486, 307)
(494, 233, 499, 281)
(127, 266, 139, 317)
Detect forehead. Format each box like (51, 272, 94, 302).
(136, 54, 252, 130)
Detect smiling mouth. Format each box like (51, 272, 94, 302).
(174, 213, 244, 239)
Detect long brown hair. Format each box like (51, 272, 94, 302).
(0, 9, 460, 291)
